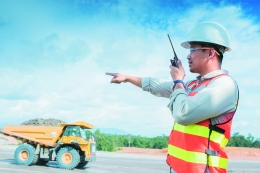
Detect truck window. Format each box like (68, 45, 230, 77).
(79, 128, 87, 140)
(63, 126, 81, 137)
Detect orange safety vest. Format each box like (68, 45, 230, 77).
(167, 74, 239, 173)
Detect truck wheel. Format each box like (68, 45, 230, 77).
(76, 161, 88, 169)
(14, 144, 37, 166)
(56, 147, 80, 170)
(32, 154, 39, 164)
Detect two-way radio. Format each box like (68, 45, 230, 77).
(167, 34, 179, 68)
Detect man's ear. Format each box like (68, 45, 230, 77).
(208, 48, 215, 59)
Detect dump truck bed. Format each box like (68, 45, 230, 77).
(1, 121, 94, 147)
(1, 125, 63, 147)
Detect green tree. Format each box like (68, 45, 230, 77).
(152, 135, 168, 149)
(227, 132, 260, 148)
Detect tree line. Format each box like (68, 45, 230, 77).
(226, 132, 260, 148)
(86, 130, 260, 152)
(86, 129, 168, 152)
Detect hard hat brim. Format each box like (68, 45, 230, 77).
(181, 41, 231, 52)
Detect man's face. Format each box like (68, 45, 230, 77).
(187, 43, 209, 74)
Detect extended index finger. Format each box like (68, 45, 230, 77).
(105, 72, 118, 76)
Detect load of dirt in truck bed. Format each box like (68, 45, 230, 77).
(21, 118, 66, 126)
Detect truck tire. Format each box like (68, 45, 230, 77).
(76, 161, 88, 169)
(32, 154, 39, 164)
(56, 146, 80, 170)
(14, 144, 38, 166)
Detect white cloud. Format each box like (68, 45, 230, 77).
(0, 1, 260, 138)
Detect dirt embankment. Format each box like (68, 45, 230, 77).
(225, 147, 260, 160)
(117, 147, 260, 160)
(0, 134, 19, 145)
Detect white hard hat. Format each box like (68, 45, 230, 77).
(181, 21, 231, 53)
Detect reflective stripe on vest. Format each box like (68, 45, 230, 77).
(174, 123, 229, 148)
(168, 145, 228, 169)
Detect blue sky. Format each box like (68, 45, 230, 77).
(0, 0, 260, 138)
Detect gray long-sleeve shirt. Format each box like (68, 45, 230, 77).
(142, 70, 239, 126)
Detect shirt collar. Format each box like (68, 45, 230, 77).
(196, 70, 228, 82)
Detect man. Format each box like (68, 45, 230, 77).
(106, 21, 239, 173)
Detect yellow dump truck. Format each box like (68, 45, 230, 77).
(1, 121, 96, 170)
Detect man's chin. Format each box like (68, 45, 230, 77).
(189, 68, 195, 73)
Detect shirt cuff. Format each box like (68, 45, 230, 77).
(170, 88, 186, 99)
(141, 77, 151, 91)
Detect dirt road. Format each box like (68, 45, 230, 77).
(0, 145, 260, 173)
(0, 145, 168, 173)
